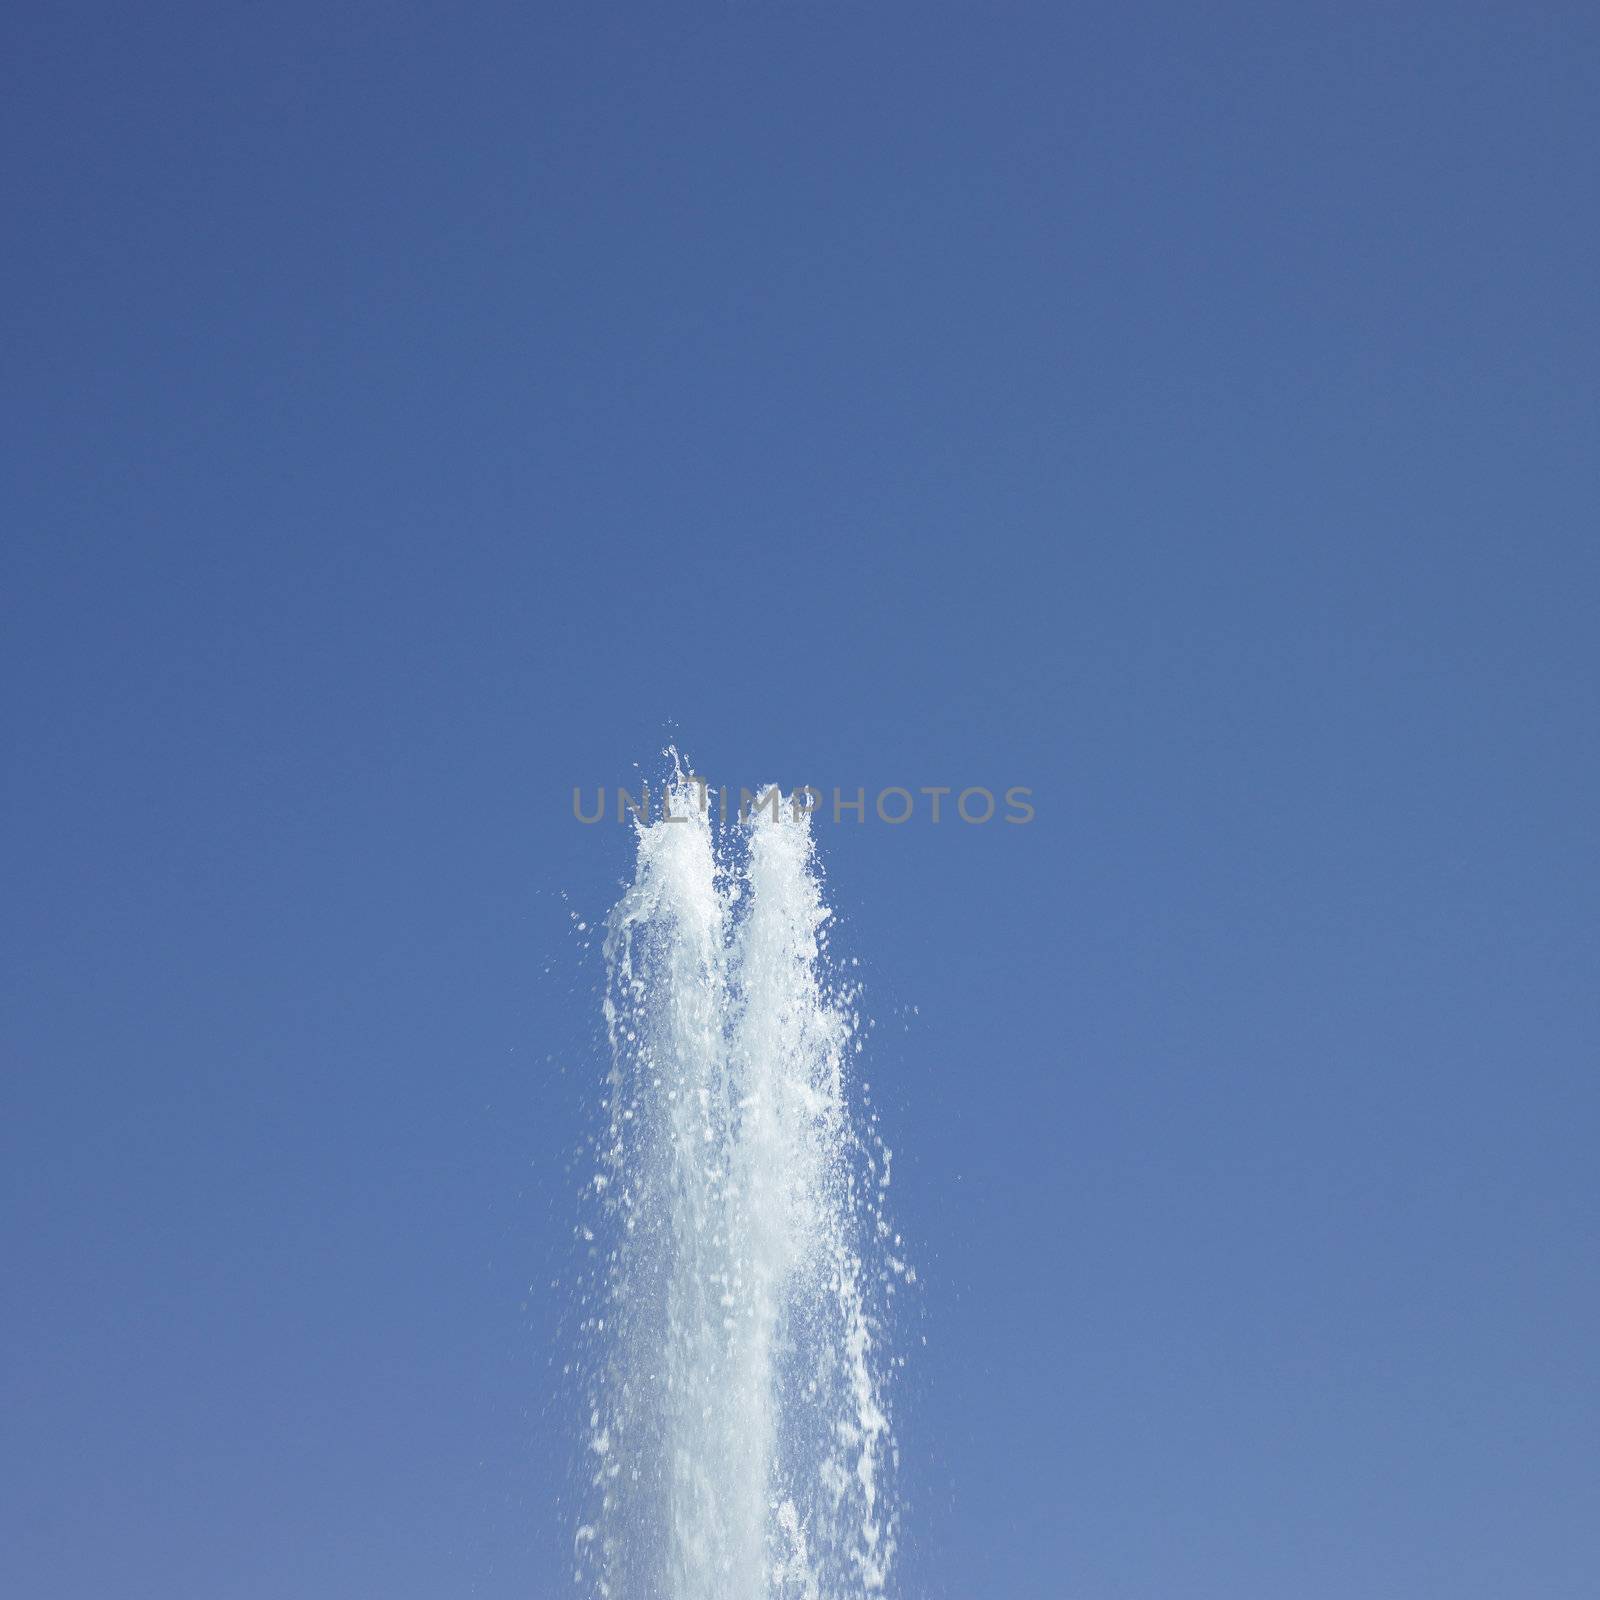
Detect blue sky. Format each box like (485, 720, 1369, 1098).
(3, 3, 1597, 1596)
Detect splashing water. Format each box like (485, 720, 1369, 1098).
(574, 775, 901, 1599)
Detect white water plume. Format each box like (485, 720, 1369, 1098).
(573, 773, 902, 1599)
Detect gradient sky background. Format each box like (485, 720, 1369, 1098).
(3, 4, 1597, 1597)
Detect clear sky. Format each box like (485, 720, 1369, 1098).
(3, 4, 1596, 1597)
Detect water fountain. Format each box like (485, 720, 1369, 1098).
(573, 772, 902, 1598)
